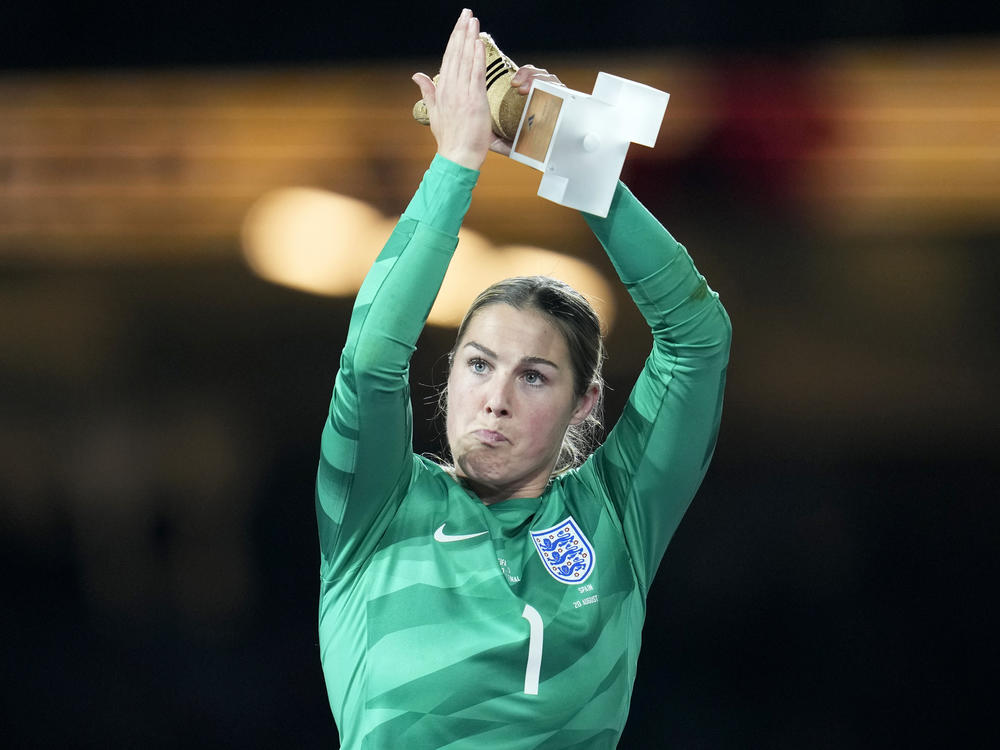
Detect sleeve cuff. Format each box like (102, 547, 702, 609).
(402, 154, 480, 236)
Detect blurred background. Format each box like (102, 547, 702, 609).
(2, 2, 998, 747)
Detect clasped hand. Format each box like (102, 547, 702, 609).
(412, 8, 563, 170)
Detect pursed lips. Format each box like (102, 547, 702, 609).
(474, 429, 509, 445)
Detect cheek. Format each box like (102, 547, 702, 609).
(523, 399, 572, 444)
(445, 375, 472, 431)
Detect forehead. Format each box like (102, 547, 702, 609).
(458, 304, 569, 361)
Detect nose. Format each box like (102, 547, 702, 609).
(484, 380, 511, 417)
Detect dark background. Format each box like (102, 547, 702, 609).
(4, 1, 1000, 68)
(2, 2, 998, 748)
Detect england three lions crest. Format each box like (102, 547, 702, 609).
(531, 516, 595, 584)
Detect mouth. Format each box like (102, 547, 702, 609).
(474, 429, 509, 445)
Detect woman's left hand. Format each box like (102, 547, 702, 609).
(412, 10, 494, 170)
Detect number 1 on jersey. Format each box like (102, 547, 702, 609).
(521, 604, 543, 695)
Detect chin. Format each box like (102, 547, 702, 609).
(457, 452, 503, 483)
(456, 447, 519, 486)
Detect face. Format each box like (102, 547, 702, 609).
(446, 303, 597, 504)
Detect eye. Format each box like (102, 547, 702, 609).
(469, 357, 489, 374)
(523, 370, 546, 386)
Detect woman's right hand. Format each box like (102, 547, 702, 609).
(411, 9, 493, 171)
(487, 64, 566, 157)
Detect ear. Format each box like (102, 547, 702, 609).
(569, 384, 600, 426)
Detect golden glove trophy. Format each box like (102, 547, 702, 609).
(413, 31, 670, 217)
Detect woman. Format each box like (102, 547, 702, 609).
(316, 10, 731, 749)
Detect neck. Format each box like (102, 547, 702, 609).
(456, 474, 552, 505)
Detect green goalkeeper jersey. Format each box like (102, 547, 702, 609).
(316, 156, 731, 749)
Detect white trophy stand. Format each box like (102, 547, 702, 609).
(509, 73, 670, 218)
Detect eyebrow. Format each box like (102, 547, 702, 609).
(463, 341, 560, 370)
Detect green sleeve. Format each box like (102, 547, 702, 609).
(583, 182, 732, 592)
(316, 156, 479, 581)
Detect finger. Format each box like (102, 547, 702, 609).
(468, 34, 486, 94)
(513, 66, 549, 92)
(511, 65, 563, 94)
(510, 65, 540, 86)
(488, 136, 512, 157)
(440, 9, 474, 90)
(509, 65, 532, 87)
(454, 13, 480, 95)
(411, 72, 436, 106)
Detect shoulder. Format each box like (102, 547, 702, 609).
(548, 463, 614, 524)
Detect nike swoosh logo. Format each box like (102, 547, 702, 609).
(434, 524, 488, 543)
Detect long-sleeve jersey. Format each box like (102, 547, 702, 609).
(316, 155, 731, 749)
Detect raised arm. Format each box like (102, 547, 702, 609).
(584, 184, 732, 592)
(316, 10, 492, 581)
